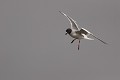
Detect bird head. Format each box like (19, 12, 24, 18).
(66, 28, 72, 35)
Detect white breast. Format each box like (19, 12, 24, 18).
(69, 31, 83, 39)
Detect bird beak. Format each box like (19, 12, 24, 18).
(65, 33, 67, 35)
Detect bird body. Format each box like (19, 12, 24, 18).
(59, 11, 108, 50)
(70, 30, 82, 39)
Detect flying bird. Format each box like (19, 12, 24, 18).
(59, 11, 108, 50)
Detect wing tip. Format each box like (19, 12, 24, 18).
(59, 11, 61, 13)
(91, 34, 109, 45)
(59, 11, 65, 15)
(104, 42, 109, 45)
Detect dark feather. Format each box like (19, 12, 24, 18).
(91, 34, 108, 45)
(76, 28, 89, 35)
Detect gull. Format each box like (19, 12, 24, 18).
(59, 11, 108, 50)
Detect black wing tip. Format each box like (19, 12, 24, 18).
(59, 11, 61, 13)
(103, 42, 109, 45)
(59, 11, 67, 16)
(96, 38, 109, 45)
(91, 34, 109, 45)
(59, 11, 63, 15)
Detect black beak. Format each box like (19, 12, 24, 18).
(65, 33, 67, 35)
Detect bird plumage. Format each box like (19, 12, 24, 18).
(59, 11, 108, 50)
(59, 11, 80, 31)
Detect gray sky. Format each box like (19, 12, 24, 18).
(0, 0, 120, 80)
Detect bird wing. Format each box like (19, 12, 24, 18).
(59, 11, 80, 30)
(90, 34, 108, 45)
(79, 28, 108, 44)
(81, 34, 94, 40)
(79, 28, 92, 36)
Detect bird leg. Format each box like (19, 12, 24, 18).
(71, 38, 76, 43)
(78, 40, 80, 50)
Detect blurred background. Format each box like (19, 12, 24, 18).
(0, 0, 120, 80)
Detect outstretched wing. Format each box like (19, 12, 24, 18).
(79, 28, 92, 36)
(91, 34, 108, 45)
(59, 11, 80, 30)
(79, 28, 108, 44)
